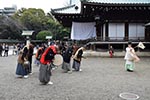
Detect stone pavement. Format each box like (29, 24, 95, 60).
(0, 55, 150, 100)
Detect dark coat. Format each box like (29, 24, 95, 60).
(63, 47, 73, 63)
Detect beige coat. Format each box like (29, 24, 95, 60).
(17, 53, 24, 64)
(73, 47, 84, 62)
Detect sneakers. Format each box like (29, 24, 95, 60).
(16, 75, 23, 78)
(29, 72, 33, 75)
(23, 75, 29, 78)
(47, 81, 53, 85)
(127, 69, 133, 72)
(79, 69, 82, 72)
(68, 71, 72, 74)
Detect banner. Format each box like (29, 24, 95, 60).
(71, 22, 96, 40)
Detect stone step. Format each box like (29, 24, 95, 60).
(83, 50, 150, 57)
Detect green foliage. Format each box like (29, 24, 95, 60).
(0, 8, 71, 41)
(0, 15, 24, 40)
(20, 8, 46, 30)
(36, 30, 52, 40)
(13, 8, 49, 39)
(54, 28, 70, 40)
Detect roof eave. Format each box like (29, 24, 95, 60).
(82, 1, 150, 6)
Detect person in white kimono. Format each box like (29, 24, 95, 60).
(124, 41, 140, 72)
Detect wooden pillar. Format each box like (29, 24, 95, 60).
(99, 23, 103, 41)
(123, 44, 125, 51)
(145, 27, 150, 41)
(105, 22, 109, 41)
(145, 27, 147, 41)
(96, 21, 102, 41)
(124, 22, 129, 41)
(101, 24, 103, 41)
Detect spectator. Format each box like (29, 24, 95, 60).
(109, 45, 114, 58)
(4, 44, 9, 57)
(0, 44, 3, 57)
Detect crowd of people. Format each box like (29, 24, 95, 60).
(0, 43, 10, 57)
(1, 40, 141, 85)
(14, 41, 86, 85)
(0, 43, 26, 57)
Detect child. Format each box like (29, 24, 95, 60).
(109, 45, 114, 58)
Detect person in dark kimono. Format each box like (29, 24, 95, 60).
(62, 46, 73, 73)
(60, 42, 67, 56)
(28, 44, 34, 74)
(72, 47, 85, 71)
(22, 45, 30, 74)
(22, 44, 34, 74)
(16, 51, 28, 78)
(39, 45, 57, 85)
(35, 46, 44, 66)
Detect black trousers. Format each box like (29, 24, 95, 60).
(28, 56, 32, 73)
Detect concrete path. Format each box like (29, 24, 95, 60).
(0, 55, 150, 100)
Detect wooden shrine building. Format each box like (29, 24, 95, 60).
(51, 0, 150, 50)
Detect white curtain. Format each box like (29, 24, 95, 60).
(71, 22, 96, 40)
(109, 23, 124, 40)
(129, 23, 145, 40)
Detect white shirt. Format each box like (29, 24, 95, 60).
(124, 47, 135, 60)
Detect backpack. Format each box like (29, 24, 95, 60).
(77, 49, 83, 58)
(45, 49, 55, 60)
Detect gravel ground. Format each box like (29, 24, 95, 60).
(0, 55, 150, 100)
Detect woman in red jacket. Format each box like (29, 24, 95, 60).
(39, 45, 57, 85)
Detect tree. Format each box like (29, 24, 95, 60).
(12, 8, 70, 40)
(13, 8, 48, 39)
(0, 15, 24, 40)
(36, 30, 52, 40)
(54, 27, 70, 40)
(42, 17, 70, 40)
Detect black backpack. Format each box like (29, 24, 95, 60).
(45, 49, 55, 60)
(77, 49, 83, 58)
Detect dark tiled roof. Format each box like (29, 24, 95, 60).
(88, 0, 150, 4)
(51, 0, 150, 14)
(52, 5, 75, 12)
(51, 4, 80, 14)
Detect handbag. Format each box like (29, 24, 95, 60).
(23, 61, 30, 68)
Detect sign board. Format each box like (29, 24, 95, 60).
(64, 36, 69, 39)
(22, 31, 34, 36)
(46, 36, 52, 39)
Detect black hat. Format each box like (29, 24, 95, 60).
(128, 41, 132, 45)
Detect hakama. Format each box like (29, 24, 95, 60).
(39, 64, 52, 84)
(72, 59, 80, 71)
(16, 63, 27, 77)
(62, 62, 71, 72)
(125, 60, 134, 71)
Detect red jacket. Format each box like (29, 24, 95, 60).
(40, 45, 56, 65)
